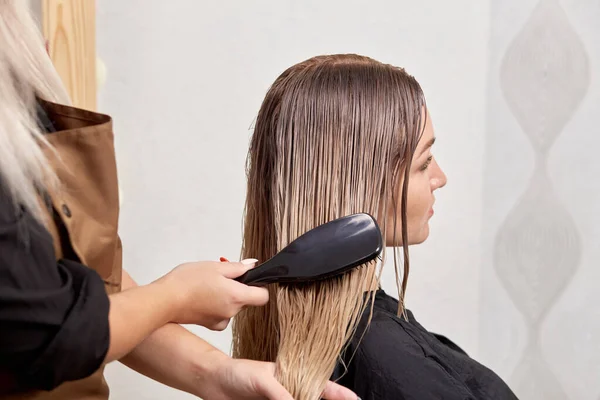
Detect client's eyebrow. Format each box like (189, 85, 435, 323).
(418, 137, 436, 156)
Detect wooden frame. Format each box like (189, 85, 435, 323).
(41, 0, 97, 111)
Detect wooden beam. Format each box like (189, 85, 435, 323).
(42, 0, 96, 110)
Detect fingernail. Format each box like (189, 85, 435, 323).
(241, 258, 259, 265)
(219, 257, 229, 262)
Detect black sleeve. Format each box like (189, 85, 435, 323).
(0, 186, 110, 392)
(336, 320, 475, 400)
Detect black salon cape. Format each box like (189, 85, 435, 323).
(331, 290, 518, 400)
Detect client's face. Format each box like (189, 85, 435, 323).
(386, 111, 447, 246)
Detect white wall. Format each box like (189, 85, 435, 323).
(479, 0, 600, 399)
(97, 1, 491, 398)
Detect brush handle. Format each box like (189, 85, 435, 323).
(235, 266, 266, 286)
(235, 258, 287, 287)
(234, 214, 382, 286)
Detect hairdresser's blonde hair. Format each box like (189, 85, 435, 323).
(232, 54, 426, 399)
(0, 0, 69, 220)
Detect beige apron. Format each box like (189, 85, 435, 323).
(7, 100, 123, 400)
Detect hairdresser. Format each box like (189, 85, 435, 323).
(0, 3, 358, 400)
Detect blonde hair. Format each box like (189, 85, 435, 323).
(232, 54, 426, 399)
(0, 0, 69, 221)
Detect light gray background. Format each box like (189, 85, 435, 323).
(89, 1, 599, 399)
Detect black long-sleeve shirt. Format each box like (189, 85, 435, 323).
(332, 290, 519, 399)
(0, 182, 110, 393)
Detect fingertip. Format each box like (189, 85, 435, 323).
(256, 285, 270, 298)
(220, 260, 255, 279)
(322, 381, 358, 400)
(241, 258, 259, 267)
(249, 286, 269, 305)
(258, 379, 293, 400)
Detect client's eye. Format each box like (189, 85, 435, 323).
(420, 155, 433, 171)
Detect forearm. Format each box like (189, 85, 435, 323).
(121, 322, 226, 396)
(118, 270, 227, 396)
(105, 279, 177, 363)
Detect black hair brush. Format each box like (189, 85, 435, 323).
(235, 213, 383, 286)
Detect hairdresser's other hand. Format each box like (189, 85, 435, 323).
(157, 259, 267, 330)
(322, 380, 360, 400)
(198, 352, 359, 400)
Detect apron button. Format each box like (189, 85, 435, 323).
(61, 204, 72, 218)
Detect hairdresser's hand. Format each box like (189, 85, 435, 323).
(321, 380, 361, 400)
(157, 259, 267, 330)
(198, 351, 359, 400)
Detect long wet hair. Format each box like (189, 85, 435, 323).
(232, 54, 426, 399)
(0, 0, 69, 221)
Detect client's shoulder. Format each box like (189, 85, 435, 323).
(364, 289, 416, 324)
(351, 290, 420, 351)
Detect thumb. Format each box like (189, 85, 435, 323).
(255, 376, 294, 400)
(322, 380, 359, 400)
(240, 285, 269, 306)
(220, 259, 258, 279)
(221, 259, 269, 306)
